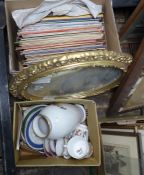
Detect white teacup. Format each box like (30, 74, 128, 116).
(73, 124, 89, 140)
(36, 103, 86, 139)
(66, 136, 92, 159)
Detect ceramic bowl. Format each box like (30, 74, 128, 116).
(38, 103, 85, 139)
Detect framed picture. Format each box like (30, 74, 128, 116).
(101, 127, 135, 133)
(102, 131, 142, 175)
(108, 39, 144, 115)
(137, 129, 144, 175)
(112, 0, 139, 8)
(108, 0, 144, 115)
(119, 0, 144, 41)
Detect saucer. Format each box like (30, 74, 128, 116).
(22, 105, 47, 140)
(49, 140, 56, 153)
(23, 105, 47, 119)
(44, 139, 53, 157)
(55, 138, 64, 156)
(24, 110, 44, 150)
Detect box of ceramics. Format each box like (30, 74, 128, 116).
(13, 99, 101, 167)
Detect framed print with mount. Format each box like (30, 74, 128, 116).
(102, 131, 142, 175)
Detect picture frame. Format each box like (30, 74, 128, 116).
(108, 0, 144, 115)
(102, 131, 142, 175)
(108, 39, 144, 115)
(112, 0, 139, 8)
(137, 129, 144, 175)
(119, 0, 144, 41)
(9, 50, 132, 100)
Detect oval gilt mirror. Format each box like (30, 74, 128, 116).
(10, 50, 132, 100)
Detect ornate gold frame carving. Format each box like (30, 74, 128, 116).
(9, 50, 132, 100)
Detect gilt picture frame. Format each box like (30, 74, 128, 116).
(9, 50, 132, 100)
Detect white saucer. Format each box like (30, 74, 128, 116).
(56, 138, 64, 156)
(22, 105, 47, 140)
(49, 140, 56, 153)
(24, 112, 44, 150)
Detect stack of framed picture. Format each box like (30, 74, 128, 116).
(108, 0, 144, 115)
(99, 1, 144, 174)
(101, 121, 144, 175)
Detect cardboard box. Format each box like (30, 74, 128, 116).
(5, 0, 121, 73)
(13, 99, 101, 167)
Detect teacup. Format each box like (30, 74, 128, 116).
(84, 143, 93, 158)
(73, 124, 89, 140)
(35, 103, 86, 139)
(66, 136, 93, 159)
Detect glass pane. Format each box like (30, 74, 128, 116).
(27, 67, 122, 98)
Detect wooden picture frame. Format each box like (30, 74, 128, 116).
(108, 39, 144, 115)
(108, 1, 144, 115)
(102, 131, 142, 175)
(119, 0, 144, 41)
(137, 129, 144, 175)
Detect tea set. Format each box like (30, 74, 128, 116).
(21, 103, 93, 159)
